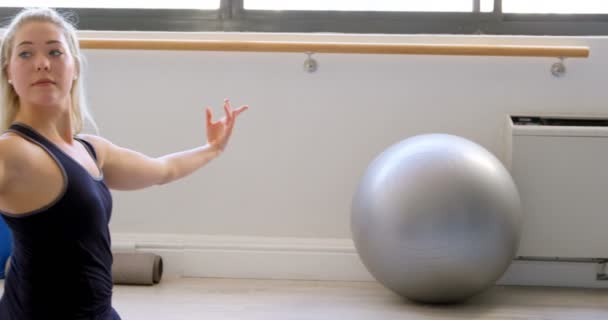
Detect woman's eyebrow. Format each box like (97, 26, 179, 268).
(17, 40, 62, 47)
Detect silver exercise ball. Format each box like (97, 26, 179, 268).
(351, 134, 522, 304)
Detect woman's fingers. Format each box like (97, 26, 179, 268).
(206, 107, 214, 126)
(224, 99, 234, 124)
(234, 105, 248, 118)
(209, 100, 247, 130)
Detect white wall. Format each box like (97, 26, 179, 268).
(78, 32, 608, 284)
(81, 32, 606, 238)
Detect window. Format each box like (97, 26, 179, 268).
(480, 0, 494, 12)
(0, 1, 607, 35)
(0, 1, 219, 9)
(503, 0, 608, 14)
(244, 0, 473, 12)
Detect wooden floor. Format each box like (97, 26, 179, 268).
(113, 277, 606, 320)
(2, 277, 608, 319)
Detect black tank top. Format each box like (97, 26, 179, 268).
(0, 123, 115, 319)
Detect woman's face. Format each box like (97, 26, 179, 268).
(6, 21, 76, 110)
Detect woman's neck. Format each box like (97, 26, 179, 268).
(14, 107, 74, 144)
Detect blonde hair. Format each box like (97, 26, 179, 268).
(0, 7, 97, 134)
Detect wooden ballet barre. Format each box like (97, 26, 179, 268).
(78, 39, 590, 58)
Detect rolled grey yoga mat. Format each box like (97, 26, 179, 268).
(3, 252, 163, 285)
(112, 252, 163, 285)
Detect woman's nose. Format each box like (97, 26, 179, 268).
(35, 56, 50, 71)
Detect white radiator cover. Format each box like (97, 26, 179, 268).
(506, 115, 608, 258)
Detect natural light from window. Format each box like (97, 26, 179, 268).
(480, 0, 494, 12)
(0, 1, 220, 9)
(244, 0, 474, 12)
(504, 0, 608, 14)
(3, 1, 607, 14)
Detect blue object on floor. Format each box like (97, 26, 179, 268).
(0, 218, 12, 279)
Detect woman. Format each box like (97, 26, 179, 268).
(0, 7, 247, 319)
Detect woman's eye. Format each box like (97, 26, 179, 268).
(49, 49, 63, 56)
(18, 51, 31, 58)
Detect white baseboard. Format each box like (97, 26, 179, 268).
(111, 233, 373, 281)
(112, 233, 608, 288)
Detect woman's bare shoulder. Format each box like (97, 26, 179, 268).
(0, 132, 35, 191)
(76, 133, 111, 163)
(0, 132, 32, 158)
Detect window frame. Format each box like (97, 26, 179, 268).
(1, 0, 608, 35)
